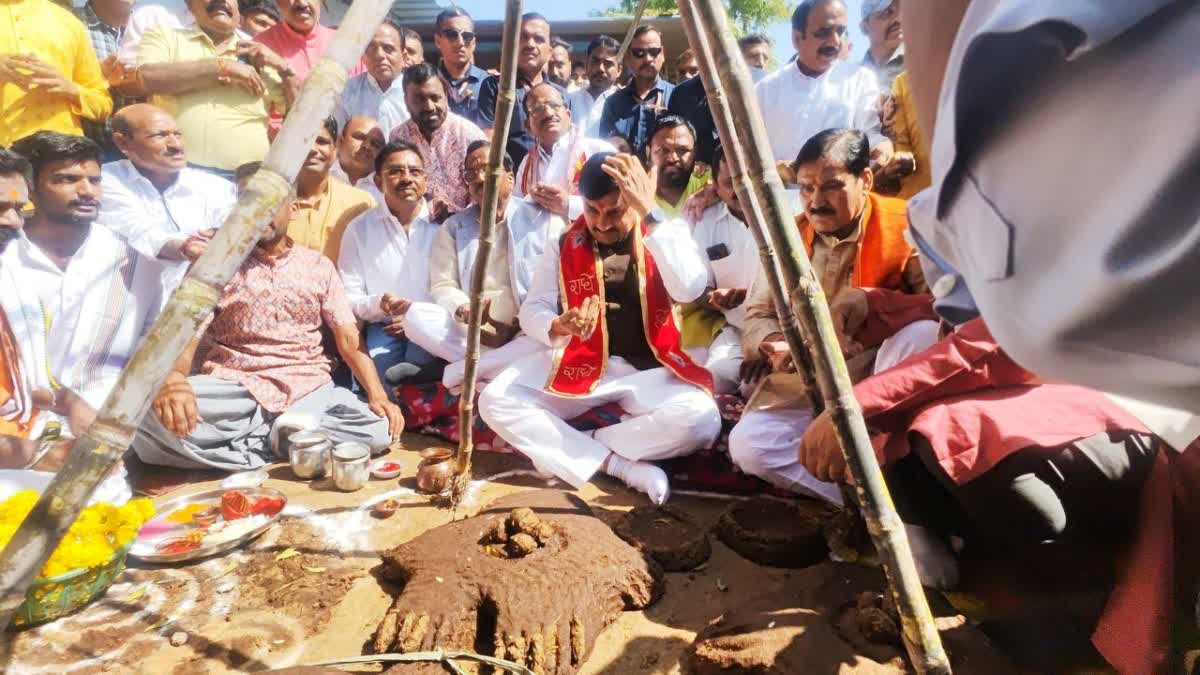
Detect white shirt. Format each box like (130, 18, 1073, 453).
(333, 72, 410, 139)
(567, 85, 619, 139)
(513, 127, 615, 221)
(337, 202, 439, 323)
(692, 203, 758, 329)
(520, 217, 708, 348)
(755, 61, 884, 164)
(4, 226, 166, 409)
(99, 160, 235, 266)
(330, 164, 385, 205)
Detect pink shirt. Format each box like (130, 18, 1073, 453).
(254, 21, 365, 133)
(390, 113, 487, 211)
(198, 243, 356, 413)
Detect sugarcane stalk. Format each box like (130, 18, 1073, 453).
(614, 0, 651, 68)
(681, 1, 952, 672)
(674, 4, 822, 416)
(450, 0, 523, 506)
(0, 0, 395, 635)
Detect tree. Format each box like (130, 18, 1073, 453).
(597, 0, 791, 33)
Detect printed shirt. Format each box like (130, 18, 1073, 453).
(755, 61, 883, 165)
(138, 26, 284, 171)
(598, 78, 675, 156)
(76, 1, 138, 152)
(198, 243, 356, 413)
(389, 112, 487, 212)
(333, 72, 409, 138)
(287, 177, 376, 263)
(0, 0, 112, 146)
(337, 202, 439, 324)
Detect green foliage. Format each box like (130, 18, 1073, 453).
(596, 0, 792, 33)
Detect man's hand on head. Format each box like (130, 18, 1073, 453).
(600, 154, 658, 221)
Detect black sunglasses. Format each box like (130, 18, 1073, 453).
(440, 28, 476, 44)
(630, 47, 663, 59)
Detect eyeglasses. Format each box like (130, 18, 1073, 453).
(528, 100, 565, 116)
(630, 47, 663, 59)
(462, 166, 488, 180)
(439, 28, 476, 44)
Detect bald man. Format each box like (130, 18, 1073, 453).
(99, 103, 237, 289)
(331, 115, 386, 203)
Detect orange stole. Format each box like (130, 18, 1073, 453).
(798, 193, 915, 289)
(546, 218, 713, 396)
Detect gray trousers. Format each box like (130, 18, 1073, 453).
(131, 376, 390, 471)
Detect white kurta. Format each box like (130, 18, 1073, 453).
(478, 217, 720, 487)
(330, 165, 385, 205)
(5, 226, 167, 410)
(333, 72, 410, 139)
(567, 85, 619, 139)
(336, 202, 438, 323)
(513, 127, 615, 221)
(755, 61, 884, 164)
(98, 160, 235, 288)
(691, 202, 759, 394)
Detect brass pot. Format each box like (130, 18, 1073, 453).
(416, 447, 456, 494)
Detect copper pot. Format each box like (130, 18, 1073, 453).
(416, 447, 456, 494)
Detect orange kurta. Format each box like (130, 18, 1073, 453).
(798, 193, 915, 290)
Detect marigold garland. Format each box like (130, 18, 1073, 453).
(0, 491, 155, 578)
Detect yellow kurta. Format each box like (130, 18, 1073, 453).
(138, 27, 284, 172)
(0, 0, 112, 146)
(289, 179, 376, 262)
(891, 72, 932, 200)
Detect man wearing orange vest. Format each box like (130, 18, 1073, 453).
(729, 128, 935, 503)
(479, 152, 721, 505)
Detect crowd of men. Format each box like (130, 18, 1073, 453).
(2, 0, 1194, 669)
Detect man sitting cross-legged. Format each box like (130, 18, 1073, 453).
(132, 166, 403, 471)
(404, 140, 567, 389)
(479, 152, 720, 505)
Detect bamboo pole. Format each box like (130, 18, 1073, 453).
(0, 0, 395, 634)
(680, 1, 952, 672)
(614, 0, 651, 69)
(450, 0, 523, 506)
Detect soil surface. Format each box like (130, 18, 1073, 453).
(716, 496, 835, 568)
(5, 435, 1019, 675)
(612, 505, 711, 572)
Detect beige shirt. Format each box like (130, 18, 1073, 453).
(741, 217, 926, 410)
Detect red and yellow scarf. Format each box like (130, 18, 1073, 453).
(546, 217, 713, 396)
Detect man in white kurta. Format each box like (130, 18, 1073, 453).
(7, 132, 166, 411)
(756, 0, 889, 164)
(333, 21, 410, 138)
(689, 146, 759, 395)
(479, 152, 721, 505)
(337, 141, 441, 387)
(513, 83, 615, 222)
(99, 104, 235, 291)
(404, 141, 565, 388)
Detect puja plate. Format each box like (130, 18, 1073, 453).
(129, 487, 288, 564)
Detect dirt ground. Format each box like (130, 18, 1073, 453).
(6, 434, 1018, 675)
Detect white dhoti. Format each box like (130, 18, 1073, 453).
(729, 320, 942, 504)
(404, 302, 546, 388)
(478, 352, 722, 488)
(699, 325, 747, 396)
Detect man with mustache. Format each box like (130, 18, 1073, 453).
(238, 0, 278, 37)
(513, 83, 614, 222)
(566, 35, 621, 139)
(475, 13, 583, 167)
(547, 37, 575, 91)
(136, 0, 297, 174)
(860, 0, 904, 91)
(99, 103, 237, 291)
(645, 115, 705, 216)
(5, 132, 166, 412)
(0, 0, 112, 147)
(132, 160, 403, 471)
(479, 152, 719, 506)
(333, 20, 411, 140)
(728, 128, 932, 502)
(289, 117, 376, 263)
(337, 142, 442, 388)
(599, 26, 674, 157)
(755, 0, 892, 170)
(432, 8, 489, 122)
(390, 62, 486, 222)
(330, 115, 386, 202)
(404, 140, 564, 389)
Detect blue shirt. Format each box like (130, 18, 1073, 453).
(598, 78, 675, 156)
(439, 61, 491, 121)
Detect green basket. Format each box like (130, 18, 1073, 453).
(9, 542, 133, 630)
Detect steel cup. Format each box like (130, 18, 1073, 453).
(289, 431, 332, 479)
(332, 442, 371, 492)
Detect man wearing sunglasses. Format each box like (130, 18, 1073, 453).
(433, 7, 489, 122)
(598, 25, 674, 157)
